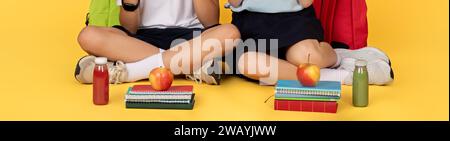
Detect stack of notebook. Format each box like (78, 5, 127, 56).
(125, 85, 195, 110)
(274, 80, 341, 113)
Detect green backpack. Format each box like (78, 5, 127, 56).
(86, 0, 120, 27)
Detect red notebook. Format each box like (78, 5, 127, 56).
(130, 85, 193, 95)
(274, 100, 338, 113)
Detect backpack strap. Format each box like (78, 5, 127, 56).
(85, 13, 90, 26)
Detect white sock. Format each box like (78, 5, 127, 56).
(320, 69, 351, 84)
(125, 50, 165, 82)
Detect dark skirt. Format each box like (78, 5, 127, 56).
(231, 6, 324, 59)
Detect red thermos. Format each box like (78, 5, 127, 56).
(93, 57, 109, 105)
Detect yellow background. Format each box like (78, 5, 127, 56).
(0, 0, 448, 121)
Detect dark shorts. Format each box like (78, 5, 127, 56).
(231, 6, 324, 60)
(113, 24, 220, 50)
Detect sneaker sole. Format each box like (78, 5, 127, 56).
(75, 55, 96, 84)
(387, 59, 394, 80)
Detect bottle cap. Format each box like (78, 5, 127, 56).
(355, 59, 367, 67)
(95, 57, 108, 65)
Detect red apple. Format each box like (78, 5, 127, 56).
(297, 63, 321, 87)
(149, 67, 174, 91)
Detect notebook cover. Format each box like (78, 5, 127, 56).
(276, 80, 341, 92)
(126, 95, 195, 104)
(126, 100, 195, 110)
(275, 93, 340, 99)
(126, 88, 193, 100)
(130, 85, 193, 95)
(275, 89, 340, 96)
(274, 100, 338, 113)
(275, 93, 340, 101)
(126, 99, 192, 104)
(125, 94, 193, 100)
(275, 97, 339, 102)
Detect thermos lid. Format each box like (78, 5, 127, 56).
(95, 57, 108, 65)
(355, 59, 368, 67)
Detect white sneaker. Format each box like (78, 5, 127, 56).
(75, 55, 128, 84)
(335, 47, 390, 64)
(340, 58, 394, 85)
(185, 59, 230, 85)
(335, 47, 394, 85)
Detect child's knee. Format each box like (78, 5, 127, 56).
(77, 26, 106, 53)
(78, 27, 97, 51)
(285, 39, 327, 67)
(203, 24, 241, 54)
(218, 24, 241, 40)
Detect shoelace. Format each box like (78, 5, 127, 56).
(185, 69, 203, 84)
(185, 60, 218, 85)
(110, 61, 126, 84)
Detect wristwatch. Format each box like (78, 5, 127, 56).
(122, 0, 140, 12)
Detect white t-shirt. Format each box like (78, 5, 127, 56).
(117, 0, 204, 29)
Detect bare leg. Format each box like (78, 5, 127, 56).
(162, 24, 240, 73)
(238, 52, 298, 85)
(77, 24, 240, 73)
(285, 39, 337, 68)
(77, 26, 160, 63)
(237, 39, 337, 85)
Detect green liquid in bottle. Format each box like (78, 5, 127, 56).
(353, 59, 369, 107)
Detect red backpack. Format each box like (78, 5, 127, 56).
(314, 0, 368, 50)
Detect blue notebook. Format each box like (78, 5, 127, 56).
(276, 80, 341, 94)
(275, 93, 340, 99)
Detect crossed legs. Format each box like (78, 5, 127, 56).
(77, 24, 241, 74)
(237, 39, 337, 85)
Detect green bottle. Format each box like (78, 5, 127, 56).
(353, 59, 369, 107)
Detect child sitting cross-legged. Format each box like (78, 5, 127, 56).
(228, 0, 394, 85)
